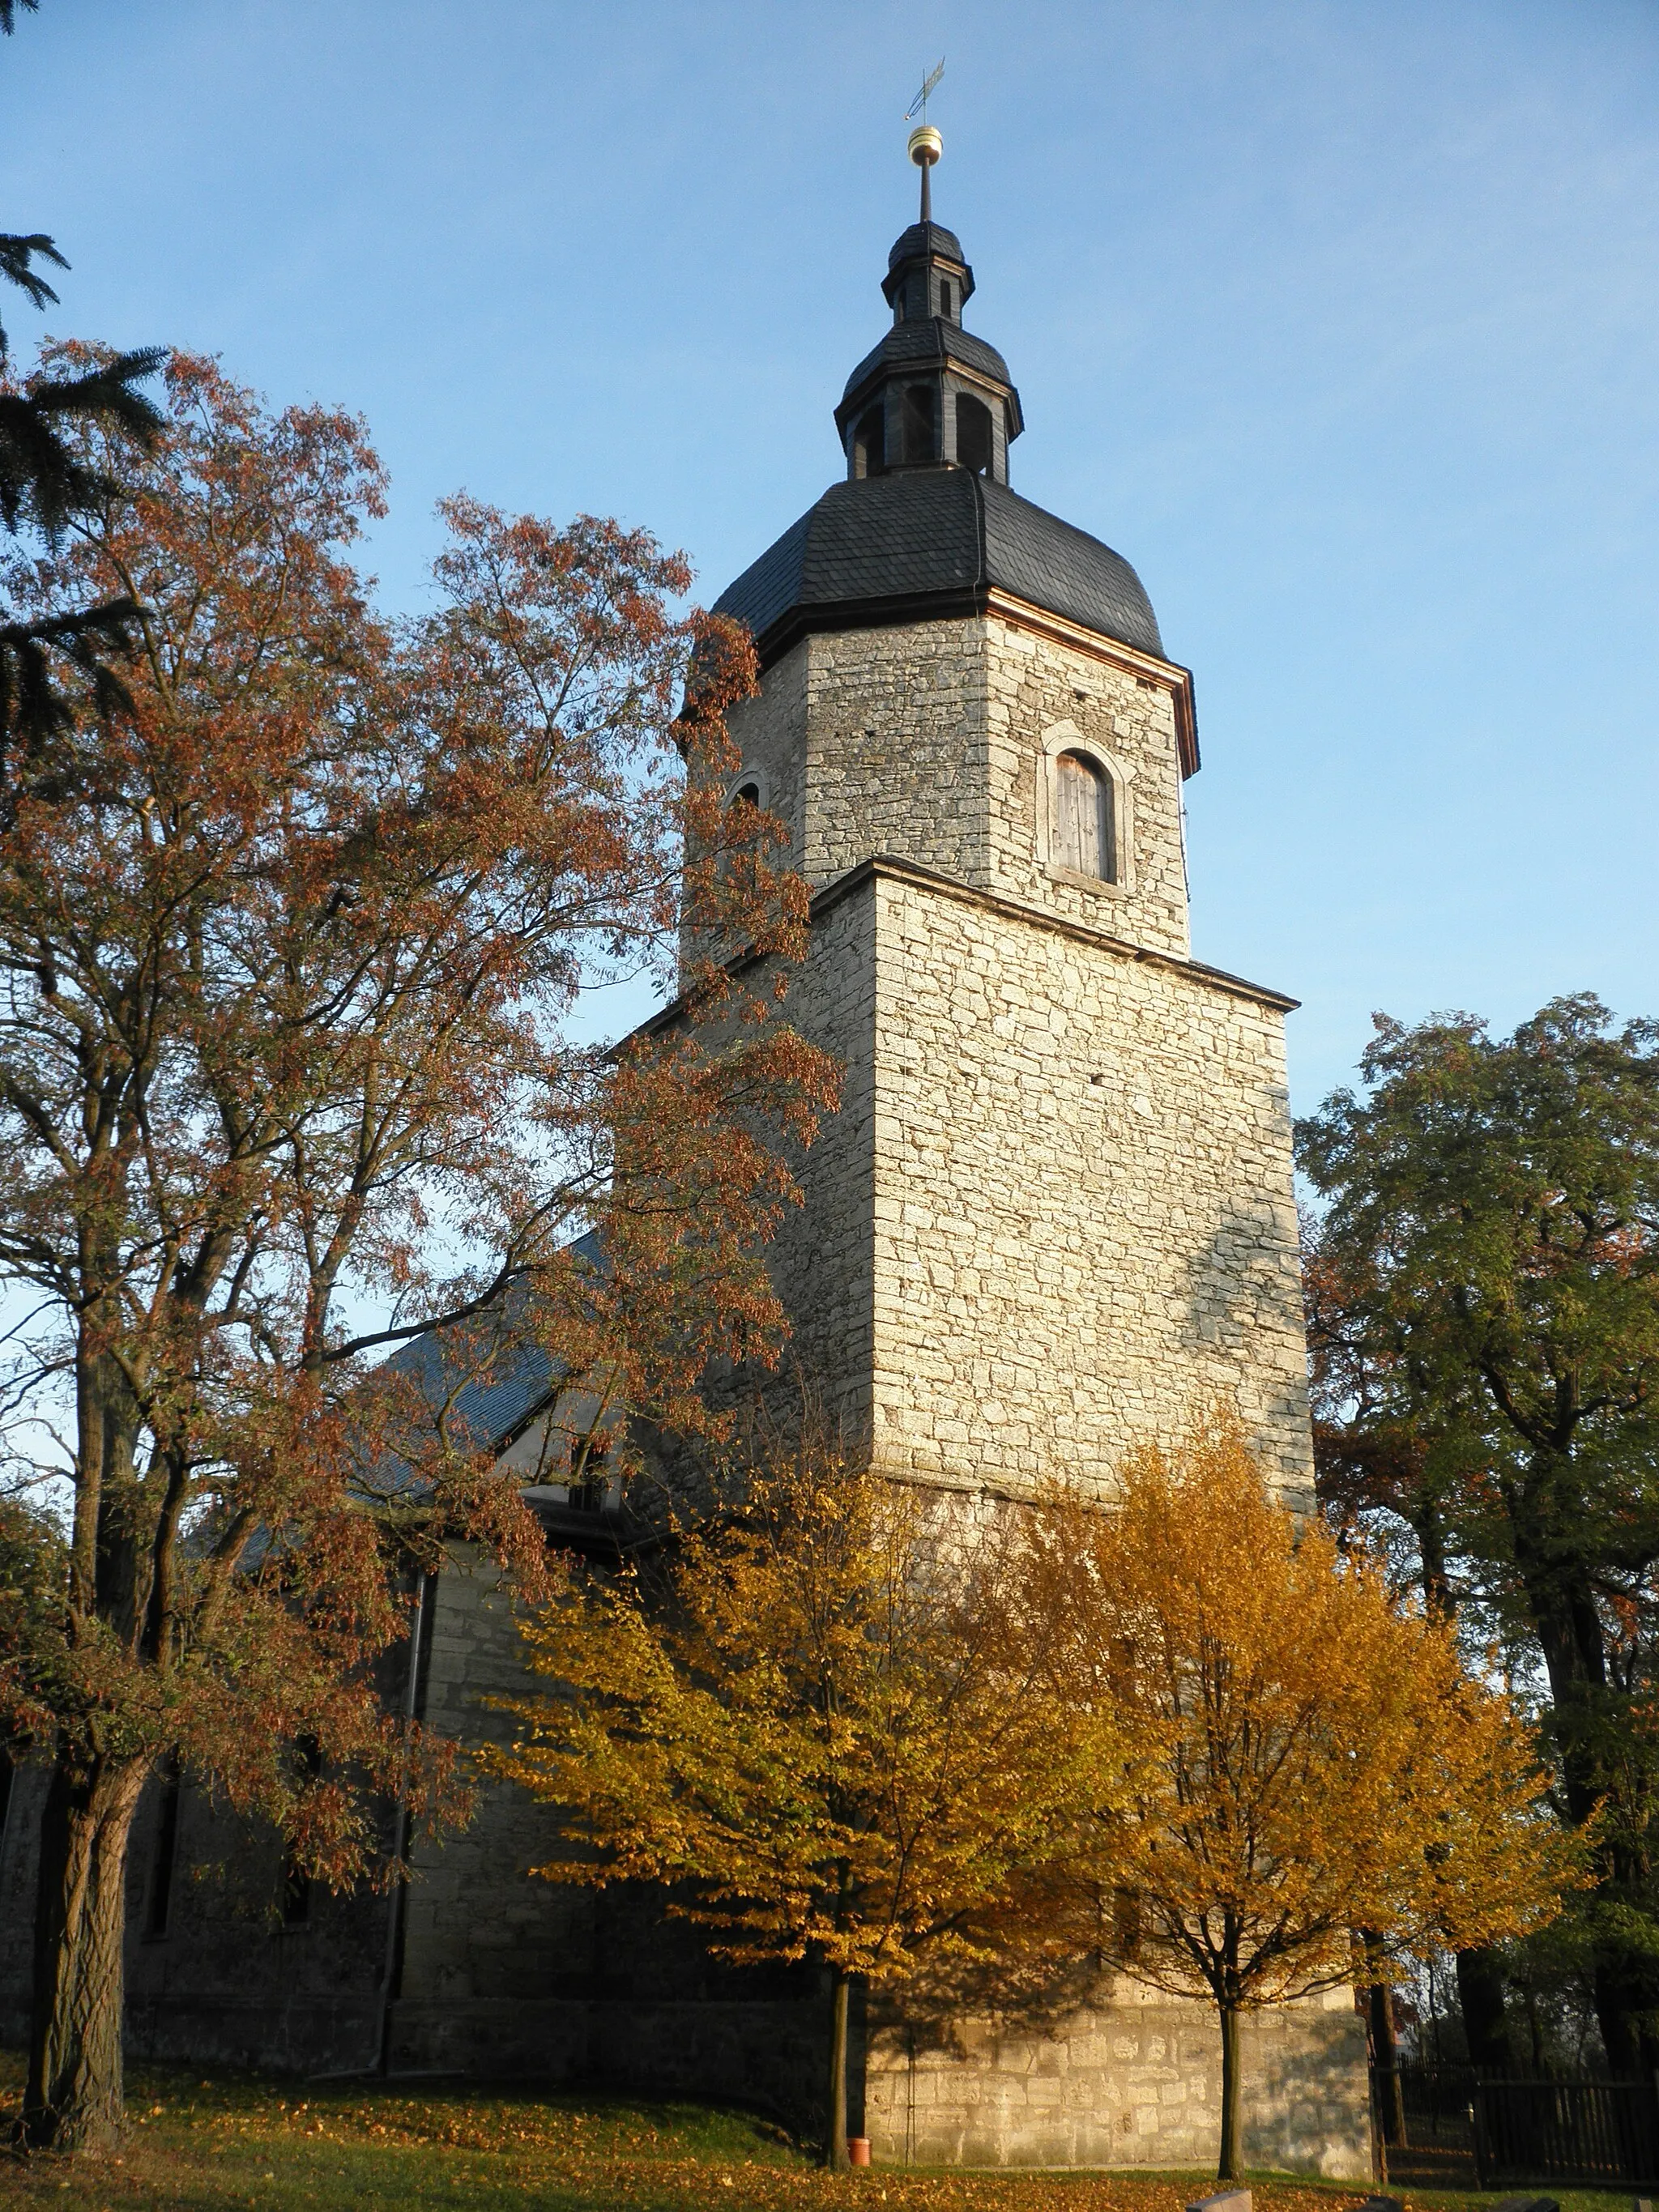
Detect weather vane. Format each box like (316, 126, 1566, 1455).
(904, 58, 945, 222)
(904, 58, 945, 126)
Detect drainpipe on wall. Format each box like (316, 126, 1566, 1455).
(377, 1566, 436, 2077)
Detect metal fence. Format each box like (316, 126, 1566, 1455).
(1395, 2061, 1475, 2148)
(1387, 2062, 1659, 2188)
(1473, 2078, 1659, 2189)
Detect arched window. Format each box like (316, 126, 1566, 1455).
(955, 393, 993, 475)
(730, 780, 760, 809)
(1054, 751, 1115, 881)
(853, 406, 885, 479)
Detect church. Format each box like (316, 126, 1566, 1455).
(0, 137, 1370, 2176)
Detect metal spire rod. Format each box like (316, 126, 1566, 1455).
(906, 59, 944, 224)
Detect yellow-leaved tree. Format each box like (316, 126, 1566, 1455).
(488, 1421, 1114, 2170)
(1022, 1425, 1576, 2183)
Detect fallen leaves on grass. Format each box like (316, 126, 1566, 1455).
(0, 2056, 1487, 2212)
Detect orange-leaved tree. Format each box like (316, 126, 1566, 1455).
(1023, 1424, 1573, 2183)
(487, 1416, 1113, 2171)
(0, 348, 836, 2149)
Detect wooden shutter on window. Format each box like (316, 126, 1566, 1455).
(1056, 752, 1111, 880)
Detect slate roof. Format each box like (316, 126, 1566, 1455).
(839, 322, 1014, 412)
(384, 1328, 555, 1461)
(887, 220, 967, 271)
(713, 471, 1166, 667)
(375, 1230, 606, 1479)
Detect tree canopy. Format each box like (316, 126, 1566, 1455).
(1021, 1426, 1567, 2180)
(0, 348, 834, 2148)
(2, 0, 165, 765)
(1299, 995, 1659, 2072)
(490, 1414, 1111, 2169)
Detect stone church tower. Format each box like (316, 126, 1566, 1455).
(659, 157, 1364, 2163)
(0, 146, 1367, 2178)
(705, 163, 1315, 1512)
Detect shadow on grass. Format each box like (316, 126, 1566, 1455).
(0, 2053, 1640, 2212)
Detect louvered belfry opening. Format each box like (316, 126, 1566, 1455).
(836, 211, 1023, 492)
(956, 393, 993, 475)
(900, 384, 937, 466)
(853, 405, 885, 478)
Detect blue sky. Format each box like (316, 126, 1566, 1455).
(3, 0, 1656, 1117)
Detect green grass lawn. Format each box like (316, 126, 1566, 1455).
(0, 2055, 1634, 2212)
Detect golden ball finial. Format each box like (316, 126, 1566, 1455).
(908, 123, 943, 168)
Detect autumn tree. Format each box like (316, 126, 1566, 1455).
(0, 349, 835, 2149)
(488, 1413, 1111, 2171)
(1024, 1426, 1569, 2183)
(1298, 997, 1659, 2073)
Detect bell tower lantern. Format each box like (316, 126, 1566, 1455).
(834, 130, 1023, 483)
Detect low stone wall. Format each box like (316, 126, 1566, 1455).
(868, 1984, 1371, 2176)
(124, 1995, 382, 2078)
(385, 1994, 836, 2127)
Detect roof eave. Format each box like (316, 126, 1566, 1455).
(735, 582, 1198, 773)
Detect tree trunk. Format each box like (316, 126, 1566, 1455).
(1217, 2000, 1244, 2182)
(1456, 1946, 1512, 2071)
(24, 1750, 151, 2150)
(1413, 1502, 1454, 1621)
(825, 1966, 851, 2172)
(1367, 1966, 1406, 2146)
(1511, 1499, 1659, 2076)
(1591, 1953, 1659, 2079)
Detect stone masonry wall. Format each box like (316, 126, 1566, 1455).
(386, 1550, 1364, 2172)
(0, 1752, 390, 2073)
(715, 611, 1190, 962)
(0, 596, 1350, 2163)
(393, 1550, 594, 2039)
(800, 620, 993, 893)
(0, 1566, 835, 2131)
(859, 866, 1313, 1503)
(397, 1556, 1364, 2173)
(976, 616, 1190, 960)
(738, 877, 877, 1444)
(866, 1984, 1369, 2175)
(0, 1758, 42, 2046)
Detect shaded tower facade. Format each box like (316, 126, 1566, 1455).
(704, 195, 1316, 1513)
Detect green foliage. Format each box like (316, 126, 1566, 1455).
(1298, 995, 1659, 1524)
(1298, 993, 1659, 2066)
(1, 0, 165, 761)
